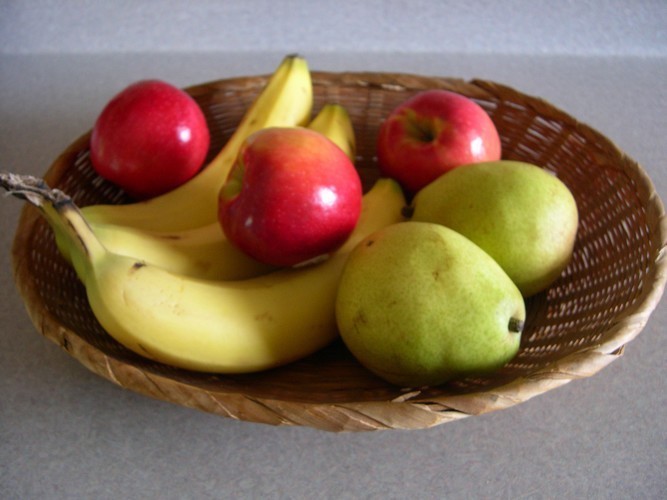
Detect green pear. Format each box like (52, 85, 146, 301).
(411, 160, 578, 297)
(335, 221, 525, 388)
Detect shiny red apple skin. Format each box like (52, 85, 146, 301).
(90, 79, 210, 199)
(218, 127, 363, 267)
(376, 89, 501, 193)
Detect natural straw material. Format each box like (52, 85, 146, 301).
(11, 71, 667, 432)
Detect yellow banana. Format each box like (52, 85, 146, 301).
(307, 103, 356, 162)
(81, 54, 313, 232)
(74, 221, 276, 280)
(55, 103, 357, 281)
(1, 173, 406, 373)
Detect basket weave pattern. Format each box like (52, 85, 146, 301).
(11, 71, 667, 432)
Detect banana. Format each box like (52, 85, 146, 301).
(55, 103, 357, 281)
(71, 221, 277, 281)
(306, 103, 356, 162)
(81, 54, 313, 232)
(0, 173, 406, 373)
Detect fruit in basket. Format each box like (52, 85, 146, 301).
(410, 160, 579, 297)
(336, 221, 525, 388)
(219, 127, 363, 267)
(307, 103, 357, 162)
(376, 89, 501, 193)
(0, 173, 406, 373)
(90, 79, 210, 199)
(56, 104, 357, 281)
(82, 54, 313, 231)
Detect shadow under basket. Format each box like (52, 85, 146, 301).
(11, 71, 667, 432)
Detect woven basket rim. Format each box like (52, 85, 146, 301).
(10, 70, 667, 432)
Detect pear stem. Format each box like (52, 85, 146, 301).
(508, 317, 525, 334)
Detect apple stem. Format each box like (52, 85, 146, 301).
(401, 205, 414, 219)
(508, 317, 525, 334)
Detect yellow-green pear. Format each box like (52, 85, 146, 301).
(335, 221, 525, 388)
(411, 160, 578, 297)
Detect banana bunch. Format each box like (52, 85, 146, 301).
(1, 55, 409, 373)
(1, 174, 405, 372)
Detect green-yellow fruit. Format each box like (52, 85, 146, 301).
(411, 160, 578, 297)
(335, 221, 525, 388)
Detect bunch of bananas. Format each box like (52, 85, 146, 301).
(1, 55, 407, 373)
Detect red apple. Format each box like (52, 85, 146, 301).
(218, 127, 363, 267)
(90, 79, 210, 199)
(376, 89, 501, 193)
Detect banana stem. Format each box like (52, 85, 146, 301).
(0, 172, 106, 275)
(1, 172, 66, 206)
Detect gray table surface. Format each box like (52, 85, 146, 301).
(1, 52, 665, 499)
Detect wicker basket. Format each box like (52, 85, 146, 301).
(10, 71, 667, 432)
